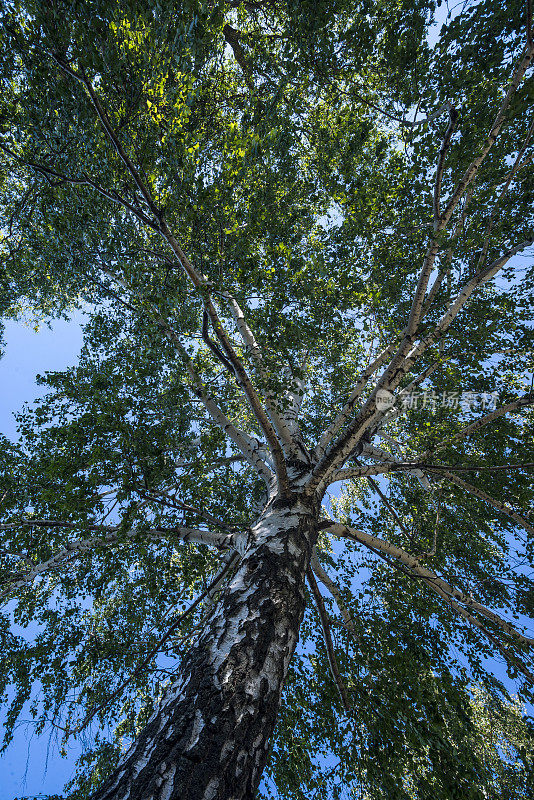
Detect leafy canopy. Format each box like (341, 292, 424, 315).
(1, 0, 534, 797)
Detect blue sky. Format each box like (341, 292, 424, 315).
(0, 317, 85, 441)
(0, 317, 85, 799)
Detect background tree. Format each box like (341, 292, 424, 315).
(1, 0, 534, 798)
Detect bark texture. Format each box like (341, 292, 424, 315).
(91, 498, 317, 800)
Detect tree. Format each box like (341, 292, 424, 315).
(1, 0, 534, 797)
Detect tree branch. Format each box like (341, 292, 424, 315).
(315, 234, 534, 487)
(49, 54, 291, 494)
(407, 237, 534, 368)
(223, 24, 253, 86)
(219, 292, 297, 450)
(324, 522, 534, 650)
(380, 42, 534, 386)
(440, 43, 534, 229)
(416, 393, 534, 461)
(69, 552, 239, 735)
(0, 143, 157, 229)
(366, 475, 410, 536)
(307, 566, 352, 713)
(311, 548, 359, 643)
(0, 523, 237, 600)
(433, 106, 459, 230)
(475, 118, 534, 271)
(440, 471, 534, 537)
(134, 488, 241, 534)
(332, 460, 534, 482)
(313, 339, 400, 460)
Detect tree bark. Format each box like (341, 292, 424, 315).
(90, 497, 318, 800)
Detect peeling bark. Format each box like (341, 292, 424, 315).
(91, 499, 318, 800)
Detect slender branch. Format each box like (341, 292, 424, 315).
(134, 488, 240, 534)
(366, 476, 410, 536)
(0, 143, 157, 228)
(416, 393, 534, 460)
(475, 118, 534, 271)
(49, 55, 291, 493)
(92, 266, 274, 483)
(361, 442, 431, 489)
(311, 548, 359, 643)
(202, 309, 235, 375)
(307, 567, 352, 713)
(1, 523, 236, 600)
(50, 57, 161, 219)
(324, 522, 534, 649)
(421, 493, 441, 558)
(440, 471, 534, 537)
(69, 553, 239, 734)
(333, 464, 403, 481)
(318, 235, 534, 485)
(423, 185, 474, 316)
(424, 577, 534, 684)
(219, 292, 296, 449)
(433, 107, 459, 230)
(332, 461, 534, 482)
(360, 536, 534, 684)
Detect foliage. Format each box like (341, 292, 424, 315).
(0, 0, 534, 797)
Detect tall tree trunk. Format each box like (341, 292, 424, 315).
(91, 497, 317, 800)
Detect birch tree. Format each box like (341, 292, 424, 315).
(1, 0, 534, 797)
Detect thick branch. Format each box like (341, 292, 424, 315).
(440, 43, 534, 229)
(314, 339, 400, 460)
(382, 43, 534, 391)
(408, 237, 534, 367)
(475, 118, 534, 270)
(160, 222, 291, 493)
(310, 232, 534, 495)
(223, 24, 253, 84)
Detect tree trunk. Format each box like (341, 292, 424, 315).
(90, 497, 317, 800)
